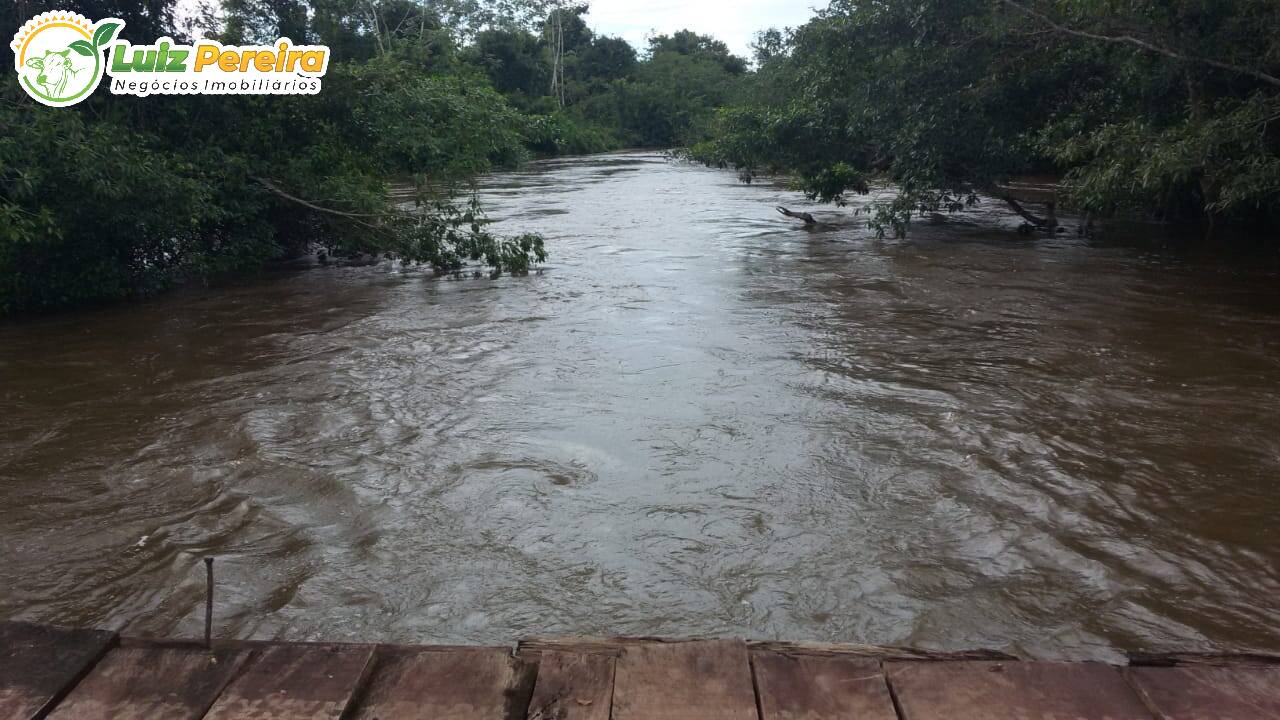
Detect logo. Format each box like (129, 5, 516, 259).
(12, 12, 121, 106)
(106, 37, 328, 97)
(11, 11, 330, 106)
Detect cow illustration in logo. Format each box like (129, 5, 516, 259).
(26, 48, 81, 98)
(11, 11, 122, 107)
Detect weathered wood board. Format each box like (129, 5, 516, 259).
(1127, 666, 1280, 719)
(202, 643, 375, 720)
(886, 660, 1153, 720)
(753, 652, 898, 720)
(611, 640, 758, 720)
(0, 621, 116, 720)
(346, 647, 536, 720)
(7, 621, 1280, 720)
(524, 650, 616, 720)
(45, 645, 248, 720)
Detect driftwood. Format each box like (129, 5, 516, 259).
(1001, 196, 1059, 230)
(777, 206, 817, 226)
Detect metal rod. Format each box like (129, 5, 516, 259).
(204, 557, 214, 648)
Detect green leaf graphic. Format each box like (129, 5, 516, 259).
(69, 40, 94, 56)
(92, 21, 121, 47)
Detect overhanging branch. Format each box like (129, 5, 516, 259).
(999, 0, 1280, 88)
(252, 176, 400, 236)
(252, 177, 386, 219)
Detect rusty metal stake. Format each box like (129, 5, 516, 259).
(204, 557, 214, 648)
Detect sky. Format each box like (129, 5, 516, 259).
(580, 0, 824, 59)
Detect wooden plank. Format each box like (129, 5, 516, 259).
(753, 651, 898, 720)
(886, 661, 1153, 720)
(346, 647, 536, 720)
(202, 643, 375, 720)
(524, 651, 615, 720)
(0, 621, 116, 720)
(45, 646, 249, 720)
(1126, 666, 1280, 719)
(611, 639, 758, 720)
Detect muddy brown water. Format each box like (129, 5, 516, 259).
(2, 151, 1279, 661)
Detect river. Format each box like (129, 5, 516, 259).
(2, 151, 1278, 662)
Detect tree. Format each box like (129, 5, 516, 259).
(544, 4, 589, 107)
(469, 27, 549, 101)
(647, 30, 747, 75)
(750, 28, 787, 67)
(693, 0, 1280, 236)
(5, 0, 174, 41)
(222, 0, 310, 43)
(579, 35, 636, 82)
(603, 39, 746, 147)
(0, 0, 549, 315)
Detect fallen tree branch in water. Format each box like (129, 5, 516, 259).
(777, 206, 817, 225)
(1001, 195, 1057, 230)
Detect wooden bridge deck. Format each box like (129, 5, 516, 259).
(3, 622, 1279, 719)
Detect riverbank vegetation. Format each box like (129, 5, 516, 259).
(692, 0, 1280, 237)
(0, 0, 748, 315)
(5, 0, 1278, 315)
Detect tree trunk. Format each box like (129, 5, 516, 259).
(548, 5, 565, 109)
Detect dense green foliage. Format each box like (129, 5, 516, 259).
(693, 0, 1280, 236)
(467, 13, 749, 148)
(0, 0, 551, 314)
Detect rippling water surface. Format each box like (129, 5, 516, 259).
(3, 151, 1279, 661)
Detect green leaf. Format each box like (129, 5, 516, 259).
(92, 21, 121, 48)
(69, 40, 94, 57)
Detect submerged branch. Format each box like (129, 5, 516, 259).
(777, 206, 817, 225)
(1001, 195, 1058, 230)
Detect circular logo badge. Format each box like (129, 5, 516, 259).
(11, 11, 122, 107)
